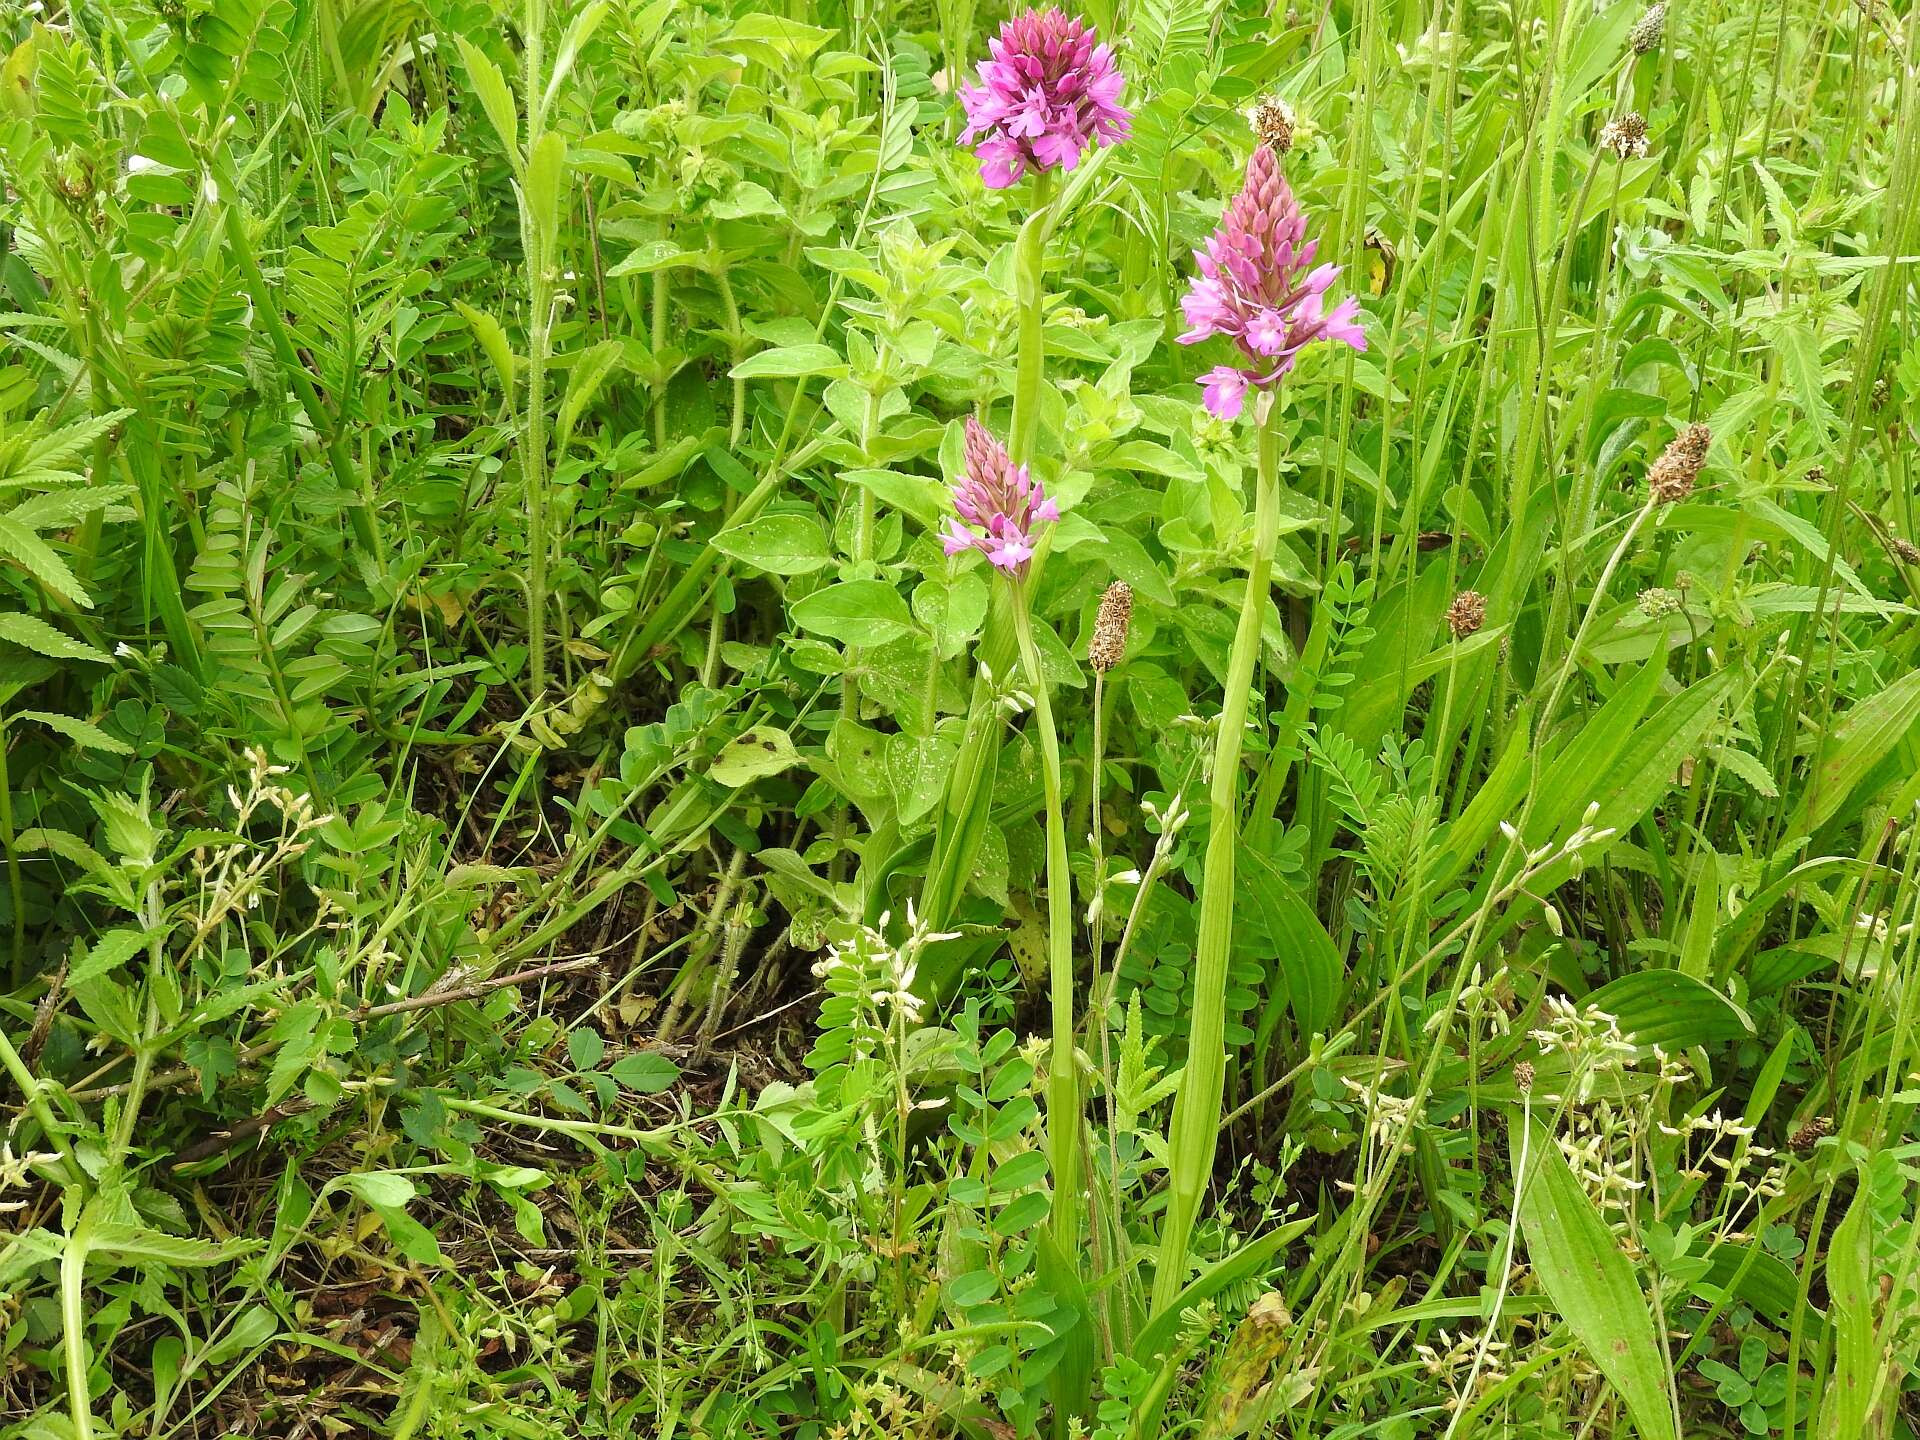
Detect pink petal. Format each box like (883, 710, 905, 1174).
(1199, 366, 1252, 420)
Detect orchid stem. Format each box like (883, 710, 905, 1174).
(1152, 398, 1281, 1316)
(1013, 592, 1080, 1256)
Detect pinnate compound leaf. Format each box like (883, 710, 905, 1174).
(0, 612, 110, 662)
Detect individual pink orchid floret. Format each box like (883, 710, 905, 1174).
(1178, 144, 1368, 420)
(958, 7, 1131, 190)
(941, 417, 1061, 577)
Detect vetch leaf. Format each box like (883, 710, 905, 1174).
(0, 612, 110, 662)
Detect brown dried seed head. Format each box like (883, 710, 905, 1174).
(1089, 581, 1133, 673)
(1251, 96, 1296, 154)
(1648, 422, 1710, 503)
(1891, 537, 1920, 565)
(1804, 464, 1826, 485)
(1445, 589, 1487, 639)
(1629, 1, 1665, 52)
(1789, 1115, 1832, 1152)
(1599, 111, 1651, 160)
(1514, 1060, 1535, 1093)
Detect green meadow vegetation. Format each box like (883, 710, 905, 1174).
(3, 0, 1920, 1434)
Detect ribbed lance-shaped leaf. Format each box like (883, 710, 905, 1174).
(1583, 970, 1754, 1050)
(1786, 666, 1920, 838)
(1817, 1187, 1878, 1439)
(1517, 1117, 1678, 1440)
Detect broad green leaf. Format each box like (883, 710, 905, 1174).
(887, 729, 959, 825)
(1583, 970, 1753, 1049)
(711, 512, 833, 575)
(610, 1052, 681, 1092)
(791, 579, 914, 647)
(525, 131, 568, 262)
(1517, 1118, 1677, 1440)
(845, 466, 947, 530)
(730, 344, 847, 380)
(1530, 652, 1665, 844)
(912, 572, 989, 658)
(606, 241, 708, 277)
(542, 0, 608, 114)
(710, 725, 801, 787)
(1817, 1187, 1876, 1439)
(1589, 668, 1736, 838)
(555, 339, 624, 449)
(335, 1171, 416, 1209)
(454, 37, 520, 163)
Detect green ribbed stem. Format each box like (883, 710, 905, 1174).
(1151, 403, 1281, 1317)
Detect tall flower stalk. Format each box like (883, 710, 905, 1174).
(1154, 147, 1365, 1314)
(1153, 405, 1282, 1313)
(940, 421, 1080, 1249)
(924, 8, 1127, 929)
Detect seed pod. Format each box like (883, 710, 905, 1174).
(1892, 537, 1920, 565)
(1647, 423, 1710, 503)
(1789, 1116, 1832, 1152)
(1599, 111, 1651, 160)
(1629, 1, 1665, 52)
(1089, 580, 1133, 673)
(1251, 96, 1296, 154)
(1445, 589, 1487, 639)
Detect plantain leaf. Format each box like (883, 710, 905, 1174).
(1517, 1117, 1677, 1440)
(1583, 969, 1753, 1049)
(1785, 666, 1920, 837)
(1817, 1185, 1876, 1438)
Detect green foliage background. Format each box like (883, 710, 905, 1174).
(2, 0, 1920, 1435)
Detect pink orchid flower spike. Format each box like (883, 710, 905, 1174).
(958, 8, 1131, 190)
(1178, 143, 1368, 420)
(941, 417, 1062, 578)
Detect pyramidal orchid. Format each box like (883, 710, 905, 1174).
(941, 417, 1060, 577)
(1178, 143, 1367, 420)
(958, 7, 1131, 190)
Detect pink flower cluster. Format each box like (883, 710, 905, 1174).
(958, 7, 1131, 190)
(1179, 144, 1367, 420)
(941, 418, 1061, 576)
